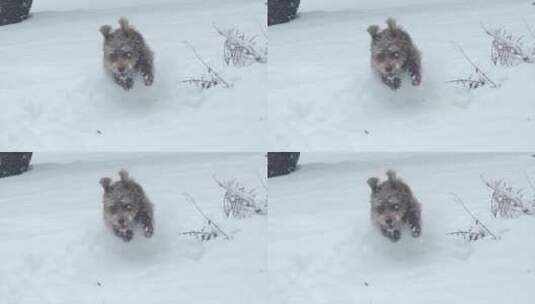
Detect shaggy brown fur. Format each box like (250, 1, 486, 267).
(367, 170, 422, 242)
(367, 18, 422, 90)
(99, 17, 154, 90)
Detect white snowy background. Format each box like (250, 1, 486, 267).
(269, 0, 535, 151)
(269, 153, 535, 304)
(0, 0, 266, 151)
(0, 152, 267, 303)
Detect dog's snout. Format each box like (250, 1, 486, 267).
(385, 218, 393, 225)
(385, 66, 393, 73)
(118, 218, 125, 225)
(117, 66, 126, 73)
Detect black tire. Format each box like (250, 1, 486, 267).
(268, 0, 300, 26)
(0, 0, 33, 26)
(267, 152, 300, 178)
(0, 152, 33, 178)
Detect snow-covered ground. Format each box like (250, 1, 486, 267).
(269, 153, 535, 304)
(0, 0, 266, 151)
(269, 0, 535, 151)
(0, 153, 267, 303)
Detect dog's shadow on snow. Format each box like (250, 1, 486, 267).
(350, 54, 463, 118)
(79, 224, 206, 271)
(84, 57, 210, 116)
(355, 73, 439, 115)
(335, 222, 473, 273)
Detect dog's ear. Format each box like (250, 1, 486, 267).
(100, 177, 112, 192)
(99, 25, 112, 39)
(367, 177, 379, 192)
(118, 17, 129, 30)
(118, 169, 129, 181)
(386, 170, 397, 181)
(367, 25, 379, 39)
(386, 18, 397, 31)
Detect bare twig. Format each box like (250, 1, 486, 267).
(257, 171, 268, 191)
(481, 176, 532, 217)
(183, 41, 232, 88)
(258, 21, 267, 40)
(213, 24, 267, 66)
(525, 173, 535, 192)
(481, 24, 533, 66)
(213, 175, 267, 218)
(182, 192, 231, 240)
(446, 78, 486, 89)
(522, 18, 535, 40)
(179, 229, 218, 241)
(180, 77, 219, 89)
(447, 229, 486, 241)
(450, 193, 498, 240)
(451, 41, 499, 88)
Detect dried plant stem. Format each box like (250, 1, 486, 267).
(526, 173, 535, 192)
(183, 192, 230, 240)
(183, 41, 232, 88)
(523, 18, 535, 40)
(451, 193, 497, 240)
(445, 79, 485, 88)
(451, 41, 499, 88)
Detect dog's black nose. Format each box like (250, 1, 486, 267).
(385, 66, 393, 72)
(118, 66, 125, 73)
(118, 218, 125, 225)
(385, 218, 393, 225)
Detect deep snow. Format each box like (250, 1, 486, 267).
(0, 153, 267, 303)
(269, 0, 535, 151)
(0, 0, 267, 151)
(269, 153, 535, 304)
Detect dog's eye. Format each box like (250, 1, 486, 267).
(124, 204, 132, 210)
(392, 204, 400, 210)
(392, 52, 400, 58)
(376, 206, 385, 213)
(125, 52, 132, 58)
(377, 53, 386, 61)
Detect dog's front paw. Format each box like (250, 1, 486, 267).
(120, 230, 134, 242)
(390, 230, 401, 242)
(386, 77, 401, 90)
(383, 229, 401, 242)
(143, 73, 153, 86)
(410, 73, 421, 86)
(410, 224, 421, 238)
(143, 224, 153, 238)
(122, 78, 134, 90)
